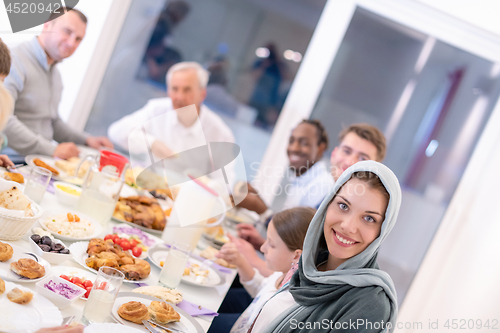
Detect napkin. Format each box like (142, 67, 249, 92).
(176, 299, 218, 317)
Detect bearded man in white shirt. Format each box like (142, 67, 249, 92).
(108, 62, 235, 164)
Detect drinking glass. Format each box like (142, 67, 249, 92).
(82, 267, 124, 324)
(158, 241, 192, 289)
(23, 166, 51, 204)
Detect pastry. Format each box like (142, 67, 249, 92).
(0, 277, 5, 294)
(7, 287, 33, 304)
(113, 196, 166, 231)
(10, 258, 45, 279)
(33, 158, 59, 175)
(2, 172, 24, 184)
(117, 301, 149, 324)
(132, 286, 183, 304)
(0, 241, 13, 261)
(0, 186, 34, 217)
(148, 301, 181, 324)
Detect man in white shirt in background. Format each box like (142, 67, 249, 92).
(108, 62, 235, 166)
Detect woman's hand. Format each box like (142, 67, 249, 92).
(0, 154, 14, 167)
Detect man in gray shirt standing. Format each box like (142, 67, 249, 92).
(3, 8, 112, 160)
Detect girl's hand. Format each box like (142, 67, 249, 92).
(216, 242, 243, 267)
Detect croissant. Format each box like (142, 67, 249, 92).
(118, 301, 150, 324)
(119, 258, 151, 280)
(148, 301, 181, 324)
(0, 241, 13, 262)
(10, 258, 45, 279)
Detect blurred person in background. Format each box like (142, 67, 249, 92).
(109, 61, 234, 162)
(249, 42, 288, 129)
(0, 38, 14, 167)
(3, 8, 113, 162)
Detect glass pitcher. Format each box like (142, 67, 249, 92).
(76, 151, 129, 226)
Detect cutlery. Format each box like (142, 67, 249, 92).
(147, 319, 185, 333)
(61, 315, 75, 326)
(5, 164, 25, 171)
(142, 319, 160, 333)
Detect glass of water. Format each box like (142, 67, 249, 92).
(82, 267, 124, 324)
(23, 166, 51, 204)
(158, 241, 192, 289)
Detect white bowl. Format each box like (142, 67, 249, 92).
(53, 181, 81, 207)
(29, 236, 72, 265)
(36, 275, 85, 309)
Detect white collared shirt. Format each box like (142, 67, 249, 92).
(108, 97, 234, 156)
(281, 160, 334, 210)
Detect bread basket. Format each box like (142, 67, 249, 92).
(0, 202, 43, 240)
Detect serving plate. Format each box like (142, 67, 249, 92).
(0, 281, 62, 332)
(69, 241, 156, 285)
(111, 292, 204, 333)
(38, 209, 103, 241)
(0, 242, 51, 283)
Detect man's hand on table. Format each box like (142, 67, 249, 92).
(0, 155, 14, 167)
(237, 224, 265, 250)
(35, 325, 84, 333)
(53, 142, 80, 159)
(236, 190, 268, 215)
(86, 136, 114, 149)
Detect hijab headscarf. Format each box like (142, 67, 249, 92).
(262, 161, 402, 333)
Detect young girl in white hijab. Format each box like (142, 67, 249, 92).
(250, 161, 401, 332)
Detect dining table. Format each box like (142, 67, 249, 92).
(3, 173, 239, 333)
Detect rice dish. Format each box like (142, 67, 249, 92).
(43, 213, 95, 238)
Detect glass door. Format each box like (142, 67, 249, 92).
(256, 0, 500, 305)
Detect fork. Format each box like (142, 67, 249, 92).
(147, 319, 185, 333)
(62, 316, 75, 326)
(143, 319, 160, 333)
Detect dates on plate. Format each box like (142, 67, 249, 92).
(31, 234, 70, 254)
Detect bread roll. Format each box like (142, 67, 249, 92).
(10, 258, 45, 279)
(148, 301, 181, 324)
(117, 301, 150, 324)
(0, 241, 13, 261)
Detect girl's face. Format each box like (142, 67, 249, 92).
(260, 221, 300, 274)
(323, 178, 388, 270)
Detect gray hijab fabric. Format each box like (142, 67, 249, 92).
(262, 161, 402, 333)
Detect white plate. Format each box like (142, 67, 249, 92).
(111, 292, 203, 333)
(50, 265, 97, 300)
(111, 216, 163, 236)
(69, 241, 156, 284)
(0, 281, 62, 332)
(84, 323, 144, 333)
(25, 154, 84, 185)
(77, 145, 99, 158)
(148, 244, 225, 288)
(0, 242, 51, 283)
(0, 168, 26, 185)
(38, 209, 103, 241)
(109, 223, 164, 260)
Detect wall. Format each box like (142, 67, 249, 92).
(415, 0, 500, 37)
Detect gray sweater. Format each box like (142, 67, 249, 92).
(3, 37, 88, 156)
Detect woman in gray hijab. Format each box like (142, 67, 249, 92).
(251, 160, 401, 333)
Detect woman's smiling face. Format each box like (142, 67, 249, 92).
(323, 177, 388, 270)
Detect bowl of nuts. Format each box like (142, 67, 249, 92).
(29, 234, 71, 265)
